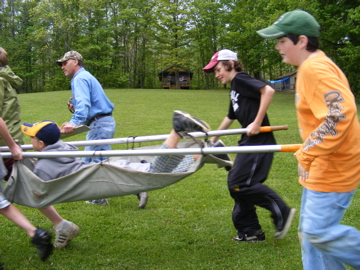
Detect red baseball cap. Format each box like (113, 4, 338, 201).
(203, 49, 238, 73)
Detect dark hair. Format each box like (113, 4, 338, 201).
(0, 47, 9, 67)
(77, 60, 84, 67)
(220, 60, 244, 72)
(285, 33, 319, 52)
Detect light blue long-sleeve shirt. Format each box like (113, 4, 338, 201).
(69, 67, 114, 126)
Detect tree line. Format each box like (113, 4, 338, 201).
(1, 0, 359, 101)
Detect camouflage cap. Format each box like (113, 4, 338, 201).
(56, 51, 83, 65)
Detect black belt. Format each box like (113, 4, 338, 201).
(87, 113, 112, 126)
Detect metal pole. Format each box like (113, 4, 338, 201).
(0, 144, 301, 158)
(0, 126, 288, 151)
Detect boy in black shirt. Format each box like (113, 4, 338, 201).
(203, 49, 295, 241)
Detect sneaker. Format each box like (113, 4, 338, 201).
(31, 228, 53, 261)
(85, 199, 109, 205)
(137, 192, 148, 209)
(173, 110, 210, 138)
(233, 230, 266, 242)
(211, 140, 232, 171)
(54, 220, 80, 248)
(275, 208, 296, 239)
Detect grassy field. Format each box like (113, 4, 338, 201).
(1, 89, 359, 270)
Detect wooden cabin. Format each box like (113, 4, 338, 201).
(158, 66, 193, 89)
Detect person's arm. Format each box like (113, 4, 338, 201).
(0, 118, 22, 160)
(211, 116, 234, 143)
(69, 73, 92, 127)
(295, 64, 358, 181)
(61, 75, 91, 134)
(246, 85, 275, 136)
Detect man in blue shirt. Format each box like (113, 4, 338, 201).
(56, 51, 115, 160)
(56, 51, 147, 206)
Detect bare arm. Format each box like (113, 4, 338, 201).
(0, 118, 22, 160)
(246, 85, 275, 136)
(211, 116, 234, 143)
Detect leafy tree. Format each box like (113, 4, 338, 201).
(0, 0, 359, 101)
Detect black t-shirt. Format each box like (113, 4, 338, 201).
(228, 72, 276, 146)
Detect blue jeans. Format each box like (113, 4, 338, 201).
(299, 188, 360, 270)
(83, 116, 116, 164)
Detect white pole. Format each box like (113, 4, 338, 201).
(0, 144, 301, 158)
(0, 126, 288, 151)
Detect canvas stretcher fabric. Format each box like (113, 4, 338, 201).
(3, 141, 232, 208)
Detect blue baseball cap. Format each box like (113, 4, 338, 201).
(21, 121, 60, 145)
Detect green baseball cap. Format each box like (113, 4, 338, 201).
(257, 10, 320, 39)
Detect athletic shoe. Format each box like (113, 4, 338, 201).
(173, 110, 210, 138)
(210, 140, 232, 171)
(31, 228, 53, 261)
(54, 220, 80, 248)
(233, 230, 266, 242)
(211, 140, 231, 161)
(137, 192, 148, 209)
(275, 208, 296, 239)
(85, 199, 109, 205)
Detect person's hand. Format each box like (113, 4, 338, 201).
(60, 123, 76, 134)
(67, 97, 75, 113)
(298, 163, 309, 182)
(246, 122, 260, 136)
(10, 145, 23, 160)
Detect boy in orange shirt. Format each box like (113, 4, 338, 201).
(257, 10, 360, 270)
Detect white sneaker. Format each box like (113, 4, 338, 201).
(54, 220, 80, 248)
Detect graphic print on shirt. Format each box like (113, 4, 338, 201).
(230, 90, 240, 112)
(304, 90, 346, 151)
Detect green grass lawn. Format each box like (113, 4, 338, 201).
(1, 89, 359, 270)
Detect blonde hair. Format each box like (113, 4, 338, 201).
(0, 47, 9, 67)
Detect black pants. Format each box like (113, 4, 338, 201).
(228, 152, 290, 235)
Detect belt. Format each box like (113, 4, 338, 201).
(87, 113, 112, 126)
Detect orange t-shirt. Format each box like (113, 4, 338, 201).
(295, 50, 360, 192)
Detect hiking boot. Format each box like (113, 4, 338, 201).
(85, 199, 109, 205)
(137, 192, 148, 209)
(275, 208, 296, 239)
(54, 220, 80, 248)
(210, 140, 232, 171)
(31, 228, 53, 261)
(233, 230, 266, 242)
(173, 110, 210, 138)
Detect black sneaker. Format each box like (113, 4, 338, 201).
(275, 208, 296, 239)
(233, 230, 266, 242)
(210, 140, 232, 171)
(31, 228, 53, 261)
(173, 110, 210, 138)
